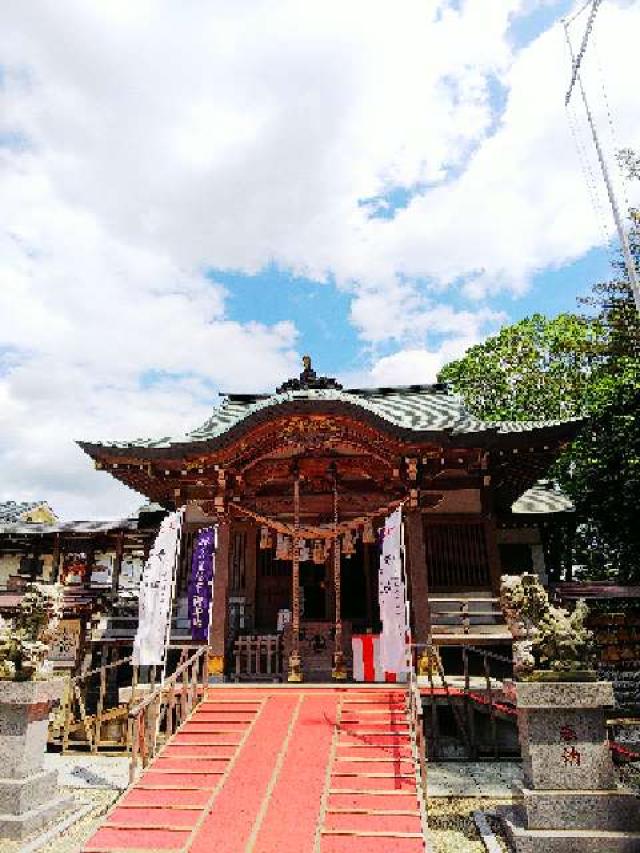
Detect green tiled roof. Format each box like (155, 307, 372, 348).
(511, 480, 575, 514)
(0, 501, 56, 523)
(85, 384, 581, 450)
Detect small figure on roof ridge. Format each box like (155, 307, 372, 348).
(276, 355, 343, 393)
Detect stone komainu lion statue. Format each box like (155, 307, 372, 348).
(500, 573, 595, 678)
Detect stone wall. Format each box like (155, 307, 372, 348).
(589, 609, 640, 712)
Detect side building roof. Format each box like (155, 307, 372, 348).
(0, 501, 58, 524)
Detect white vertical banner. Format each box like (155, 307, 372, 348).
(133, 508, 184, 666)
(378, 506, 409, 682)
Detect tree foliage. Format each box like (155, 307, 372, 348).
(438, 172, 640, 582)
(438, 312, 606, 422)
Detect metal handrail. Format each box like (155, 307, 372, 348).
(410, 640, 515, 760)
(128, 646, 209, 784)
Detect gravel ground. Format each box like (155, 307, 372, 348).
(3, 792, 510, 853)
(0, 787, 119, 853)
(427, 797, 510, 853)
(2, 760, 636, 853)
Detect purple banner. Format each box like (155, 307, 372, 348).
(188, 527, 216, 641)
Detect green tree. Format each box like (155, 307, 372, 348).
(439, 215, 640, 581)
(438, 312, 606, 422)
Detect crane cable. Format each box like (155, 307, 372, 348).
(565, 0, 603, 107)
(563, 2, 640, 313)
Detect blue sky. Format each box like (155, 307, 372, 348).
(221, 243, 613, 383)
(1, 0, 638, 517)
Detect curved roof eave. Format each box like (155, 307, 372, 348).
(77, 395, 585, 463)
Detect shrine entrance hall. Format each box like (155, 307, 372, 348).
(80, 360, 579, 682)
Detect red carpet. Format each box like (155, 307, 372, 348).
(83, 686, 427, 853)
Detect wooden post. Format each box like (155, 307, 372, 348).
(484, 518, 502, 594)
(287, 471, 303, 681)
(404, 510, 431, 674)
(244, 522, 258, 631)
(484, 651, 498, 759)
(51, 534, 61, 583)
(363, 541, 373, 628)
(564, 516, 576, 582)
(209, 520, 231, 679)
(331, 471, 346, 679)
(112, 531, 124, 599)
(94, 643, 108, 753)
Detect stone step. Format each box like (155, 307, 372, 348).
(499, 805, 640, 853)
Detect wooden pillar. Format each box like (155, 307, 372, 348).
(405, 509, 432, 674)
(484, 518, 502, 594)
(244, 522, 257, 632)
(51, 534, 62, 583)
(332, 540, 347, 679)
(363, 542, 373, 628)
(287, 473, 303, 681)
(564, 516, 576, 582)
(30, 541, 42, 581)
(85, 542, 95, 586)
(331, 470, 346, 679)
(112, 531, 124, 598)
(209, 520, 231, 678)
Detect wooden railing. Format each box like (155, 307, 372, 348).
(52, 652, 137, 753)
(429, 596, 507, 638)
(232, 634, 282, 682)
(50, 646, 203, 753)
(128, 646, 209, 784)
(404, 602, 429, 837)
(417, 642, 514, 760)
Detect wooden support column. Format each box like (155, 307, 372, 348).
(481, 472, 502, 593)
(331, 470, 346, 679)
(51, 534, 62, 583)
(564, 516, 576, 582)
(209, 520, 231, 678)
(484, 518, 502, 594)
(363, 542, 373, 628)
(111, 531, 124, 599)
(287, 471, 303, 682)
(244, 522, 257, 632)
(85, 543, 95, 586)
(404, 509, 432, 674)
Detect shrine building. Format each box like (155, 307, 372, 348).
(78, 359, 579, 681)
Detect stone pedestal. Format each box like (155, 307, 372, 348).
(0, 678, 73, 840)
(499, 681, 640, 852)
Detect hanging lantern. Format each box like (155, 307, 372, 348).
(341, 529, 355, 556)
(259, 525, 273, 550)
(275, 532, 287, 560)
(299, 539, 310, 562)
(362, 518, 375, 544)
(312, 539, 325, 564)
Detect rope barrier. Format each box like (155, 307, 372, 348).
(609, 741, 640, 762)
(230, 496, 408, 540)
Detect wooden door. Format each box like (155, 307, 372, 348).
(255, 548, 291, 631)
(424, 518, 491, 591)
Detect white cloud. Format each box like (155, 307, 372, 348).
(1, 0, 638, 516)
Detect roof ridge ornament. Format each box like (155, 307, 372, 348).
(276, 355, 343, 393)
